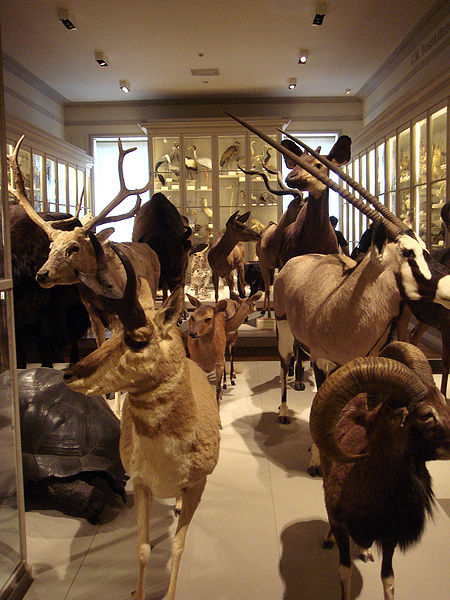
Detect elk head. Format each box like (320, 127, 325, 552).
(7, 136, 148, 289)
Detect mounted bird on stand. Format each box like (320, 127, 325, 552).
(220, 141, 241, 170)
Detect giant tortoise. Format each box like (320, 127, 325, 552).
(0, 367, 127, 524)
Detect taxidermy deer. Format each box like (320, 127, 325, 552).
(63, 247, 220, 600)
(227, 115, 450, 454)
(186, 291, 261, 405)
(8, 136, 160, 349)
(207, 210, 260, 302)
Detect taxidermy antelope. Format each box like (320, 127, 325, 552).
(186, 291, 261, 405)
(310, 342, 450, 600)
(237, 162, 304, 318)
(226, 114, 450, 441)
(7, 137, 160, 349)
(207, 210, 260, 302)
(63, 248, 220, 600)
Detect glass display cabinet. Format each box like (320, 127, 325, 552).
(140, 118, 287, 261)
(0, 35, 32, 600)
(348, 100, 448, 250)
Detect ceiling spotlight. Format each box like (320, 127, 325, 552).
(288, 78, 297, 90)
(313, 2, 327, 26)
(298, 49, 309, 64)
(57, 8, 77, 31)
(345, 88, 352, 95)
(95, 51, 108, 67)
(119, 80, 131, 93)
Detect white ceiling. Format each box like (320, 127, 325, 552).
(0, 0, 437, 103)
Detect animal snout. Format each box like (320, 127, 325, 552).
(36, 270, 49, 283)
(63, 370, 74, 383)
(189, 332, 199, 339)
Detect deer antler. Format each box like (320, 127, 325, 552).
(237, 162, 298, 196)
(97, 194, 143, 225)
(7, 136, 58, 239)
(225, 112, 401, 239)
(278, 129, 408, 232)
(84, 140, 151, 230)
(49, 189, 86, 231)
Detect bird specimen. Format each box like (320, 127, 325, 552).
(220, 141, 241, 170)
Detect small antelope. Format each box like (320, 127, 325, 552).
(186, 291, 261, 405)
(63, 247, 220, 600)
(207, 210, 260, 302)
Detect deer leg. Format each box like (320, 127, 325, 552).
(166, 480, 206, 600)
(380, 540, 396, 600)
(212, 272, 219, 304)
(225, 273, 235, 298)
(132, 483, 152, 600)
(410, 321, 428, 345)
(237, 264, 246, 298)
(216, 360, 224, 405)
(230, 345, 236, 385)
(276, 318, 294, 424)
(260, 266, 271, 317)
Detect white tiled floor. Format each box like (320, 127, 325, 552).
(22, 361, 450, 600)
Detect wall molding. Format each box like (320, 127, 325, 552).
(3, 53, 67, 105)
(358, 0, 449, 99)
(4, 86, 64, 125)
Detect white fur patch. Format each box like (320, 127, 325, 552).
(435, 275, 450, 309)
(399, 235, 431, 280)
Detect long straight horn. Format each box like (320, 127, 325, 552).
(279, 129, 408, 231)
(225, 112, 401, 238)
(7, 136, 58, 240)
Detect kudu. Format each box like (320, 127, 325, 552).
(207, 210, 260, 302)
(227, 114, 450, 467)
(186, 291, 261, 405)
(63, 248, 220, 600)
(7, 137, 160, 350)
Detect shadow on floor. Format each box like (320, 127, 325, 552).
(280, 519, 363, 600)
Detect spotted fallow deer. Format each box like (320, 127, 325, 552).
(186, 291, 261, 405)
(63, 247, 220, 600)
(227, 115, 450, 468)
(207, 210, 260, 302)
(7, 136, 160, 350)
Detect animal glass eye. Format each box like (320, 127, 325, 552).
(315, 163, 322, 169)
(66, 244, 79, 256)
(205, 317, 212, 323)
(418, 411, 435, 424)
(402, 249, 414, 258)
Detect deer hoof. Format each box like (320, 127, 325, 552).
(307, 464, 322, 478)
(358, 548, 375, 563)
(322, 538, 334, 550)
(278, 415, 291, 425)
(222, 383, 227, 390)
(293, 381, 305, 391)
(231, 380, 236, 386)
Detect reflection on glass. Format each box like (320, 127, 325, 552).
(0, 294, 22, 587)
(430, 107, 447, 182)
(413, 119, 427, 185)
(431, 180, 446, 248)
(58, 163, 67, 211)
(32, 154, 44, 210)
(415, 185, 427, 243)
(398, 128, 410, 189)
(77, 169, 85, 208)
(46, 159, 56, 212)
(368, 149, 375, 195)
(68, 166, 77, 212)
(388, 192, 396, 215)
(398, 189, 412, 226)
(387, 136, 396, 192)
(376, 143, 385, 195)
(86, 172, 91, 215)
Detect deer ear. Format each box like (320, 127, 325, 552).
(248, 291, 262, 303)
(154, 287, 184, 333)
(226, 210, 240, 225)
(229, 291, 241, 302)
(137, 278, 155, 314)
(216, 299, 228, 312)
(236, 211, 250, 223)
(190, 242, 209, 255)
(186, 293, 201, 308)
(96, 227, 115, 242)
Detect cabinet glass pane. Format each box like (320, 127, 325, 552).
(387, 136, 396, 192)
(376, 143, 385, 195)
(86, 172, 91, 215)
(184, 136, 212, 190)
(360, 154, 368, 231)
(218, 135, 243, 173)
(58, 162, 67, 211)
(152, 136, 181, 207)
(414, 185, 427, 243)
(32, 153, 44, 210)
(398, 128, 410, 190)
(368, 149, 375, 195)
(46, 158, 56, 212)
(413, 118, 427, 184)
(398, 189, 412, 226)
(388, 192, 396, 214)
(431, 180, 446, 248)
(68, 166, 77, 212)
(218, 135, 245, 230)
(430, 106, 447, 182)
